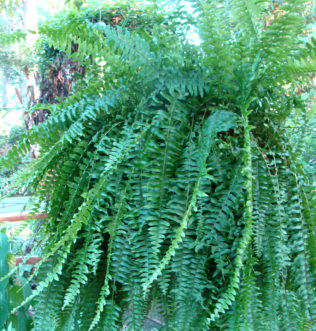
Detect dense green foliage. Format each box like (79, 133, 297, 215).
(0, 231, 33, 331)
(0, 126, 26, 196)
(1, 1, 315, 330)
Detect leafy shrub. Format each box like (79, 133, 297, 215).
(0, 231, 33, 331)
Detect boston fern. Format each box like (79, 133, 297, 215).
(1, 1, 315, 330)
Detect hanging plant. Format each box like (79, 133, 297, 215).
(1, 1, 315, 330)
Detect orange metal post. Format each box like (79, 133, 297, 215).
(0, 212, 45, 223)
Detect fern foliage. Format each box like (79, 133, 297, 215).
(1, 1, 315, 330)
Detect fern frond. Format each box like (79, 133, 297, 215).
(143, 110, 238, 293)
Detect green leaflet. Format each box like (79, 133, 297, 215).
(202, 110, 238, 145)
